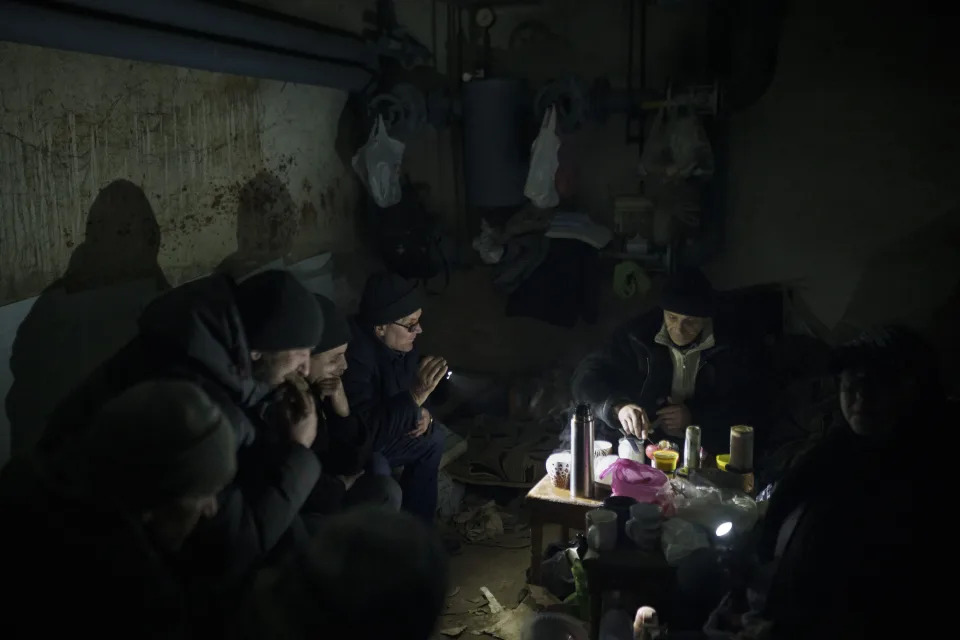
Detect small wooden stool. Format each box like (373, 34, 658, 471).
(524, 475, 605, 584)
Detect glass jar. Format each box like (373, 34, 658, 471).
(618, 437, 644, 463)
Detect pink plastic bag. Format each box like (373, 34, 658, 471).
(599, 459, 668, 504)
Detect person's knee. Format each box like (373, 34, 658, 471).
(422, 428, 444, 465)
(367, 451, 393, 477)
(372, 475, 403, 511)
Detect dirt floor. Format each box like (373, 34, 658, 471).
(432, 484, 573, 640)
(433, 535, 532, 638)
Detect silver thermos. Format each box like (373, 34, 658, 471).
(570, 403, 596, 499)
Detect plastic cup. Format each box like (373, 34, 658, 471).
(546, 452, 572, 489)
(716, 454, 730, 471)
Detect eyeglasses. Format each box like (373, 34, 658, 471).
(392, 321, 421, 333)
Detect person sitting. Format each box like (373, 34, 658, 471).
(693, 325, 932, 639)
(259, 294, 402, 525)
(341, 273, 448, 523)
(0, 380, 236, 639)
(572, 268, 757, 457)
(36, 270, 325, 581)
(237, 506, 448, 640)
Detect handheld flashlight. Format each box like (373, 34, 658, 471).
(445, 370, 453, 380)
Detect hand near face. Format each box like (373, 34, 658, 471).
(411, 356, 448, 406)
(408, 406, 432, 438)
(285, 383, 318, 448)
(656, 398, 691, 436)
(313, 377, 350, 418)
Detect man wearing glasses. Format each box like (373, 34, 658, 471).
(341, 272, 449, 523)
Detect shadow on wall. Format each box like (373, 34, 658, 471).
(5, 179, 170, 453)
(216, 170, 299, 279)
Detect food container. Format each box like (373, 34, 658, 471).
(652, 450, 679, 473)
(619, 437, 645, 463)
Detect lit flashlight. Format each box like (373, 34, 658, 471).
(445, 370, 453, 380)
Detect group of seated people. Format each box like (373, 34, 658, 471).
(0, 269, 452, 638)
(0, 264, 934, 639)
(570, 268, 930, 639)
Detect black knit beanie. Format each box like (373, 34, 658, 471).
(235, 270, 323, 351)
(312, 294, 352, 354)
(81, 380, 236, 511)
(358, 272, 423, 326)
(660, 268, 716, 318)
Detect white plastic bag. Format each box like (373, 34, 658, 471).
(471, 219, 505, 264)
(661, 517, 710, 566)
(638, 107, 713, 182)
(351, 115, 405, 208)
(524, 105, 561, 209)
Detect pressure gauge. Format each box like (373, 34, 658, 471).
(475, 7, 496, 29)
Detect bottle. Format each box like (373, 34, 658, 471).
(570, 403, 596, 499)
(683, 425, 702, 470)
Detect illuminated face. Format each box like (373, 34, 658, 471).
(663, 310, 709, 347)
(309, 344, 349, 381)
(375, 309, 423, 353)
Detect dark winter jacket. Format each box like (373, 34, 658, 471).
(0, 455, 191, 639)
(756, 427, 917, 639)
(258, 381, 374, 514)
(36, 275, 321, 581)
(341, 319, 421, 442)
(571, 308, 758, 454)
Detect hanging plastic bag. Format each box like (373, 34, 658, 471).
(523, 105, 561, 209)
(351, 115, 405, 208)
(638, 106, 713, 182)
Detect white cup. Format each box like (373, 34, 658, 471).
(625, 518, 662, 550)
(629, 502, 661, 522)
(585, 508, 618, 551)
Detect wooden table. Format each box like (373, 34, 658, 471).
(524, 475, 606, 585)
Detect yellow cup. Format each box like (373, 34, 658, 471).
(716, 454, 730, 471)
(653, 450, 679, 473)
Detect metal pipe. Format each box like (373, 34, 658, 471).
(56, 0, 377, 69)
(0, 0, 374, 92)
(625, 0, 635, 142)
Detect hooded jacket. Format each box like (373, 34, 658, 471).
(37, 275, 321, 581)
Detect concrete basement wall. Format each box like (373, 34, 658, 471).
(710, 0, 960, 350)
(0, 13, 360, 461)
